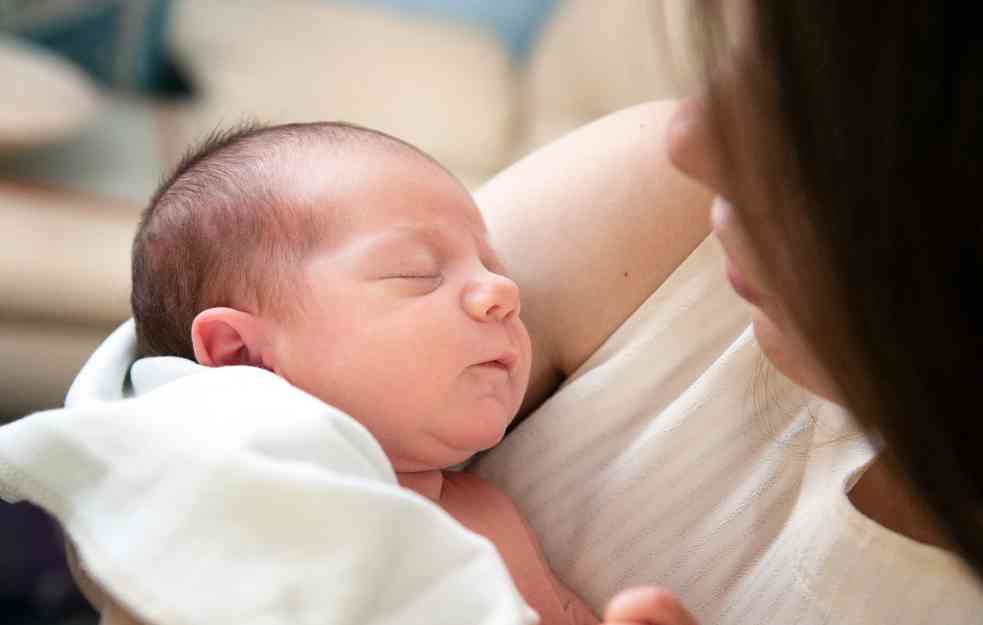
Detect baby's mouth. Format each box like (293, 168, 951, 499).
(474, 351, 517, 375)
(479, 360, 510, 372)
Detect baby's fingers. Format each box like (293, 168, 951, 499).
(604, 586, 699, 625)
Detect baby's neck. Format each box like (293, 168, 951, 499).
(396, 469, 445, 503)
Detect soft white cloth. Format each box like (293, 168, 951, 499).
(0, 321, 537, 625)
(475, 236, 983, 624)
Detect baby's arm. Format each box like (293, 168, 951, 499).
(444, 473, 699, 625)
(511, 505, 698, 625)
(444, 471, 599, 625)
(515, 517, 599, 625)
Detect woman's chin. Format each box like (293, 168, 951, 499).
(750, 309, 842, 404)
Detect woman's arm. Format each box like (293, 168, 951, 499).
(477, 100, 712, 417)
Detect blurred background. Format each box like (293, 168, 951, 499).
(0, 1, 695, 623)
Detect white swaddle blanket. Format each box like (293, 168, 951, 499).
(0, 323, 537, 625)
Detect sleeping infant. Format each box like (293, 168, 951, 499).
(126, 120, 599, 625)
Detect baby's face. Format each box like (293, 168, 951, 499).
(270, 149, 532, 471)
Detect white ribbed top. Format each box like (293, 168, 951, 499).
(474, 236, 983, 624)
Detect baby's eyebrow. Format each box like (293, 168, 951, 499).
(360, 228, 434, 252)
(359, 225, 500, 266)
(349, 230, 445, 271)
(378, 225, 468, 253)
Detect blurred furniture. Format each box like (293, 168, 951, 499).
(0, 0, 696, 418)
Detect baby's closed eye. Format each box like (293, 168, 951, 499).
(378, 270, 445, 293)
(382, 271, 441, 280)
(376, 249, 441, 280)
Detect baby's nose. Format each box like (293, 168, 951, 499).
(463, 272, 520, 322)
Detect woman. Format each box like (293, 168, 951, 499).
(477, 2, 980, 624)
(673, 0, 983, 580)
(673, 1, 982, 571)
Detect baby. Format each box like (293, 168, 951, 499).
(127, 121, 598, 625)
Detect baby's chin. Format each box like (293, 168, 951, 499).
(393, 422, 511, 472)
(390, 450, 477, 473)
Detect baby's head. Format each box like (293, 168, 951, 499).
(132, 122, 531, 470)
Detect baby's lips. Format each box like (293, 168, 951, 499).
(493, 351, 518, 371)
(473, 350, 518, 374)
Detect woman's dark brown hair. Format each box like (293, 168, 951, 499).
(694, 2, 982, 575)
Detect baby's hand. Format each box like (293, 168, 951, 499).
(602, 587, 699, 625)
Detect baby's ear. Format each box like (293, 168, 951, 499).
(191, 307, 269, 368)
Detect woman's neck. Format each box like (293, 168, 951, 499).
(396, 469, 445, 503)
(848, 455, 956, 551)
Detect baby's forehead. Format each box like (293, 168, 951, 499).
(273, 140, 445, 204)
(275, 144, 485, 243)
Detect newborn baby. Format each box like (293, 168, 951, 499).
(129, 121, 598, 625)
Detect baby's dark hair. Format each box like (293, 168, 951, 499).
(132, 120, 438, 360)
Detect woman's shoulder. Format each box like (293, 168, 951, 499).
(477, 100, 713, 417)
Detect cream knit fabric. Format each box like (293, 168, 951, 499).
(475, 235, 983, 624)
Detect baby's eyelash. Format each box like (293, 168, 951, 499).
(381, 274, 445, 290)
